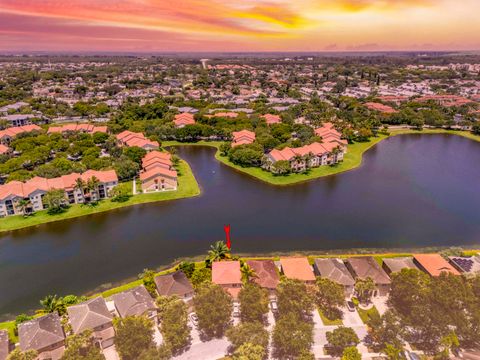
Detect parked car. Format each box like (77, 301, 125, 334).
(233, 304, 240, 317)
(189, 313, 198, 326)
(270, 300, 278, 313)
(405, 351, 421, 360)
(346, 301, 355, 312)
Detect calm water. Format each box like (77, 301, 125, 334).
(0, 134, 479, 318)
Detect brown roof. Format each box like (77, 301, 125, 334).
(346, 257, 391, 285)
(0, 330, 9, 360)
(314, 258, 355, 286)
(413, 254, 461, 277)
(19, 313, 65, 352)
(155, 270, 194, 297)
(280, 258, 315, 281)
(246, 260, 280, 289)
(112, 285, 156, 318)
(212, 261, 242, 285)
(67, 297, 113, 334)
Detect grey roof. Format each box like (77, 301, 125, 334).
(19, 313, 65, 352)
(112, 285, 156, 318)
(155, 270, 193, 297)
(67, 297, 113, 334)
(382, 257, 418, 273)
(314, 258, 355, 286)
(346, 257, 391, 285)
(0, 330, 9, 360)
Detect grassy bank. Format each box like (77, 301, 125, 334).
(164, 129, 480, 186)
(0, 160, 200, 234)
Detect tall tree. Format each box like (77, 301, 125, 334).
(315, 277, 345, 320)
(238, 283, 269, 323)
(61, 330, 105, 360)
(326, 327, 360, 357)
(113, 316, 155, 360)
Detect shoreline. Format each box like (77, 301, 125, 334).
(1, 245, 478, 338)
(0, 160, 201, 234)
(164, 128, 480, 186)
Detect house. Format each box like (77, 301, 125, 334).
(448, 256, 480, 277)
(382, 257, 418, 275)
(47, 124, 108, 134)
(173, 113, 196, 128)
(116, 131, 159, 151)
(0, 170, 118, 217)
(345, 257, 391, 297)
(265, 141, 344, 173)
(0, 124, 42, 145)
(139, 151, 177, 192)
(0, 330, 9, 360)
(155, 270, 195, 300)
(18, 313, 66, 360)
(313, 258, 355, 297)
(314, 123, 348, 153)
(364, 102, 397, 114)
(212, 261, 242, 299)
(413, 254, 461, 277)
(262, 114, 281, 125)
(1, 114, 38, 127)
(112, 285, 157, 321)
(280, 257, 315, 284)
(67, 297, 115, 350)
(246, 260, 280, 292)
(231, 130, 256, 147)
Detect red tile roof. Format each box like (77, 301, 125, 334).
(280, 257, 315, 281)
(364, 102, 397, 114)
(48, 124, 107, 134)
(0, 124, 42, 139)
(232, 129, 255, 147)
(262, 114, 281, 125)
(413, 254, 461, 277)
(173, 113, 196, 127)
(212, 261, 242, 285)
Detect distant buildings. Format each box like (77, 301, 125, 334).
(262, 114, 281, 125)
(0, 124, 42, 145)
(47, 124, 108, 134)
(0, 170, 119, 217)
(364, 102, 397, 114)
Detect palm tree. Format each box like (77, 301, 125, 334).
(15, 198, 32, 217)
(87, 176, 100, 200)
(240, 262, 256, 283)
(207, 241, 231, 262)
(74, 177, 87, 200)
(37, 294, 65, 315)
(354, 277, 375, 305)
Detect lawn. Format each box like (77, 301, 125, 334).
(353, 300, 380, 324)
(319, 309, 343, 326)
(0, 321, 16, 343)
(0, 160, 200, 233)
(163, 129, 480, 186)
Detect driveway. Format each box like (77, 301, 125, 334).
(153, 325, 164, 347)
(172, 314, 230, 360)
(102, 345, 120, 360)
(371, 296, 389, 316)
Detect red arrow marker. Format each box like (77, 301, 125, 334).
(224, 224, 231, 249)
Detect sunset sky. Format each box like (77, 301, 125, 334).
(1, 0, 479, 52)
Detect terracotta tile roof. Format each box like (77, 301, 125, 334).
(314, 258, 355, 286)
(232, 129, 255, 147)
(364, 102, 397, 114)
(112, 285, 156, 318)
(67, 297, 113, 334)
(174, 113, 196, 127)
(139, 166, 177, 181)
(280, 257, 315, 281)
(212, 261, 242, 285)
(0, 170, 118, 200)
(262, 114, 281, 125)
(211, 112, 238, 118)
(48, 124, 107, 134)
(155, 270, 194, 297)
(268, 140, 342, 163)
(19, 313, 65, 352)
(0, 124, 41, 139)
(413, 254, 461, 276)
(0, 144, 9, 155)
(346, 257, 391, 285)
(247, 260, 280, 289)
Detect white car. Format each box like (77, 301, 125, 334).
(233, 304, 241, 317)
(189, 313, 198, 326)
(270, 300, 278, 313)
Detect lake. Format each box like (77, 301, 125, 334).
(0, 134, 479, 319)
